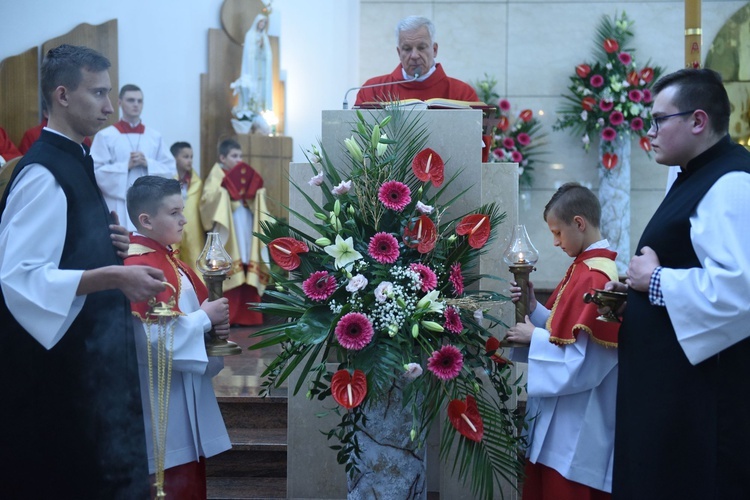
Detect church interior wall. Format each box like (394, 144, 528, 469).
(0, 0, 745, 287)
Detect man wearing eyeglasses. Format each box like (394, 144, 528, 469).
(604, 68, 750, 499)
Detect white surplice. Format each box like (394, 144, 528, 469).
(91, 124, 176, 231)
(662, 171, 750, 364)
(132, 270, 231, 473)
(0, 162, 84, 349)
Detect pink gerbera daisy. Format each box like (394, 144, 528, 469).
(590, 74, 604, 88)
(609, 111, 625, 126)
(601, 127, 617, 142)
(630, 117, 644, 131)
(444, 307, 463, 334)
(302, 271, 338, 301)
(368, 232, 400, 264)
(378, 181, 411, 211)
(335, 312, 374, 350)
(427, 345, 464, 381)
(516, 133, 531, 146)
(599, 99, 614, 112)
(618, 52, 632, 65)
(498, 99, 511, 111)
(410, 263, 437, 292)
(503, 137, 515, 150)
(449, 262, 464, 297)
(642, 89, 652, 103)
(628, 89, 643, 103)
(511, 151, 523, 163)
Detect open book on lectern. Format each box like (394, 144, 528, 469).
(355, 98, 493, 111)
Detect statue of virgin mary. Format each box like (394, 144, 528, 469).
(241, 13, 273, 113)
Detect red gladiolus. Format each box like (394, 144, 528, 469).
(411, 148, 445, 187)
(576, 64, 591, 78)
(640, 136, 652, 152)
(448, 396, 484, 442)
(403, 215, 437, 253)
(640, 67, 654, 83)
(602, 153, 619, 170)
(582, 96, 596, 111)
(497, 116, 510, 132)
(269, 237, 309, 271)
(519, 109, 533, 122)
(603, 38, 619, 53)
(627, 70, 640, 87)
(456, 214, 491, 249)
(331, 369, 367, 410)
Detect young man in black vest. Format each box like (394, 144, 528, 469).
(0, 44, 166, 498)
(604, 68, 750, 499)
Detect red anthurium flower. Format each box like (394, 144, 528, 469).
(640, 136, 652, 152)
(603, 38, 619, 53)
(581, 96, 596, 112)
(497, 116, 510, 132)
(447, 396, 484, 442)
(331, 369, 367, 410)
(268, 237, 309, 271)
(575, 64, 591, 78)
(602, 153, 619, 170)
(456, 214, 491, 249)
(411, 148, 445, 187)
(640, 67, 654, 83)
(403, 215, 438, 253)
(485, 337, 513, 365)
(627, 70, 640, 87)
(519, 109, 533, 122)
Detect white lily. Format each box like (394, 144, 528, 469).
(324, 235, 363, 270)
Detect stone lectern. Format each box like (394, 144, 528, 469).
(286, 109, 521, 500)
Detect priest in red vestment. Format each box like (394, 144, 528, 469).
(354, 16, 478, 106)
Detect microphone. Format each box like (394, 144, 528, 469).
(342, 72, 421, 109)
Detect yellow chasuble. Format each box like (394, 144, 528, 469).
(199, 162, 270, 295)
(172, 167, 205, 281)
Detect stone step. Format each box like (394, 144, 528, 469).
(218, 396, 287, 430)
(207, 476, 287, 499)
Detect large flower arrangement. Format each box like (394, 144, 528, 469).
(250, 110, 525, 498)
(474, 74, 546, 188)
(554, 12, 664, 170)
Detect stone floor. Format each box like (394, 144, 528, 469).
(212, 325, 285, 398)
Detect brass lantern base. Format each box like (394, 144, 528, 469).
(202, 273, 243, 357)
(206, 336, 243, 356)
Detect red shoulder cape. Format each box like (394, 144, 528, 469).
(125, 235, 208, 321)
(544, 248, 620, 347)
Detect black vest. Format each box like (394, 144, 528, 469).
(614, 136, 750, 499)
(0, 131, 149, 499)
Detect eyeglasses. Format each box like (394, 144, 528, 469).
(647, 110, 696, 133)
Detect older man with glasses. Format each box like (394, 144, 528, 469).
(603, 68, 750, 499)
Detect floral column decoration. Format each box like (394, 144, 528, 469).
(474, 74, 547, 189)
(246, 109, 526, 500)
(555, 12, 664, 275)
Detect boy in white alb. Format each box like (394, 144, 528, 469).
(92, 84, 176, 231)
(125, 175, 231, 497)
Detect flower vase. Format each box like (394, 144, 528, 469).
(347, 383, 426, 499)
(598, 132, 631, 276)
